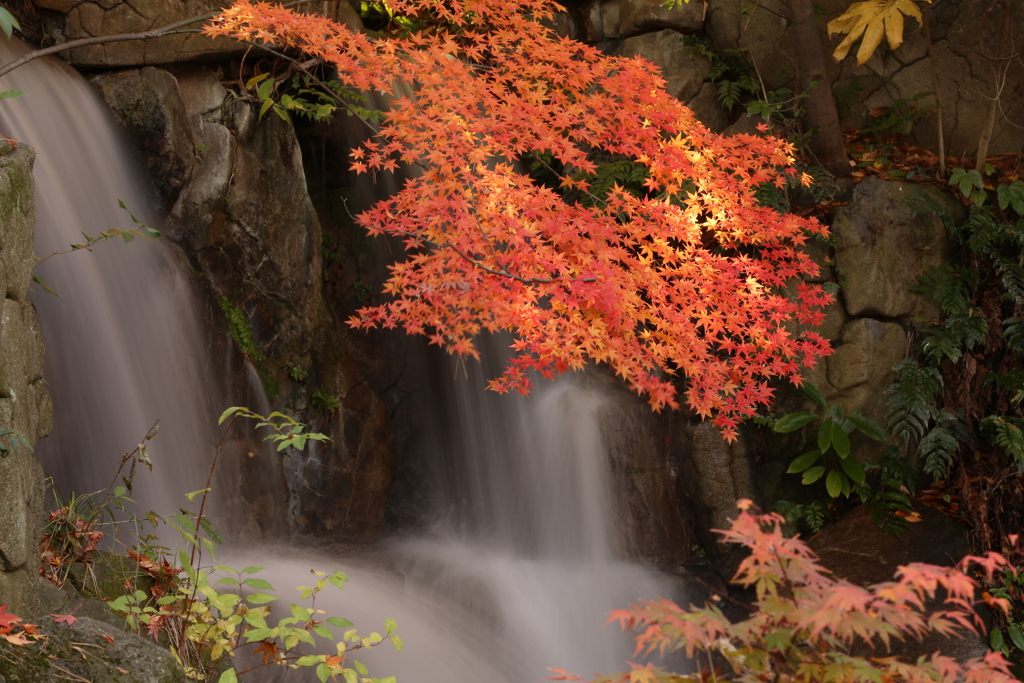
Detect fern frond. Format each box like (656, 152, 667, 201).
(919, 410, 965, 482)
(920, 327, 963, 363)
(1003, 318, 1024, 355)
(910, 264, 977, 316)
(866, 448, 915, 538)
(886, 358, 941, 444)
(995, 257, 1024, 305)
(981, 416, 1024, 467)
(944, 306, 988, 351)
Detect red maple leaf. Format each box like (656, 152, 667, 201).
(51, 610, 79, 626)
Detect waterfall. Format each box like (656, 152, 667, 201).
(0, 40, 219, 518)
(0, 40, 679, 682)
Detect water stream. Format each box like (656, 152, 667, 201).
(0, 40, 677, 682)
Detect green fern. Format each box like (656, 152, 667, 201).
(919, 410, 965, 482)
(803, 500, 826, 533)
(995, 257, 1024, 305)
(981, 416, 1024, 469)
(865, 447, 915, 538)
(886, 358, 941, 444)
(1004, 318, 1024, 354)
(910, 264, 977, 316)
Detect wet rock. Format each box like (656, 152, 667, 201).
(91, 68, 195, 211)
(600, 378, 693, 566)
(674, 420, 755, 554)
(617, 29, 710, 102)
(833, 178, 962, 321)
(808, 504, 987, 663)
(93, 65, 395, 543)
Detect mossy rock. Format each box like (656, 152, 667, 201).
(0, 615, 185, 683)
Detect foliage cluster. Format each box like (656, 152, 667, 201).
(205, 0, 834, 440)
(556, 501, 1016, 683)
(38, 408, 390, 683)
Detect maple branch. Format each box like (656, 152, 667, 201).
(441, 241, 597, 286)
(0, 0, 322, 80)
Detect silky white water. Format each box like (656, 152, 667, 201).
(0, 40, 677, 682)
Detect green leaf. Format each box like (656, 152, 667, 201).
(200, 516, 222, 544)
(0, 90, 23, 100)
(845, 413, 887, 441)
(32, 275, 61, 299)
(802, 466, 827, 485)
(801, 382, 828, 408)
(0, 7, 20, 39)
(991, 626, 1007, 653)
(296, 655, 322, 666)
(218, 407, 244, 424)
(243, 577, 274, 590)
(389, 634, 404, 651)
(257, 78, 274, 100)
(354, 661, 369, 675)
(245, 593, 277, 604)
(259, 98, 275, 119)
(184, 488, 210, 503)
(313, 624, 333, 639)
(773, 412, 818, 433)
(317, 662, 331, 683)
(825, 469, 844, 497)
(385, 617, 397, 635)
(246, 73, 270, 90)
(787, 450, 822, 473)
(817, 418, 833, 453)
(218, 669, 238, 683)
(327, 617, 354, 628)
(832, 426, 851, 458)
(840, 454, 866, 484)
(1007, 623, 1024, 651)
(242, 565, 264, 574)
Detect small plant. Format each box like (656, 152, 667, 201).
(101, 408, 393, 682)
(218, 297, 263, 364)
(287, 362, 309, 382)
(40, 424, 157, 587)
(949, 166, 992, 208)
(770, 382, 886, 499)
(311, 389, 340, 413)
(559, 501, 1017, 683)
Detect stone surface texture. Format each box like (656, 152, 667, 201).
(93, 66, 395, 543)
(0, 145, 53, 620)
(617, 29, 711, 102)
(30, 0, 363, 67)
(705, 0, 1024, 157)
(833, 178, 962, 320)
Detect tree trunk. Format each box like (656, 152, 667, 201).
(789, 0, 849, 177)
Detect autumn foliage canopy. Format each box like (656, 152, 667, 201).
(206, 0, 833, 438)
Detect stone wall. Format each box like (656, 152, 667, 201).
(0, 143, 53, 619)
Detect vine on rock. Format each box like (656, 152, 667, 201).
(205, 0, 833, 439)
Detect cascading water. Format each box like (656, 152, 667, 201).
(0, 39, 219, 518)
(1, 40, 679, 682)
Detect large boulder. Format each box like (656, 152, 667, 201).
(93, 66, 395, 543)
(600, 378, 693, 566)
(31, 0, 363, 67)
(833, 178, 962, 321)
(616, 29, 710, 102)
(0, 145, 53, 619)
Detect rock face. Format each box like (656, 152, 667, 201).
(0, 144, 53, 619)
(93, 66, 395, 543)
(705, 0, 1024, 157)
(674, 420, 755, 553)
(599, 379, 693, 565)
(833, 178, 962, 321)
(617, 29, 710, 102)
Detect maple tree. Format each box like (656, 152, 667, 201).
(553, 501, 1018, 683)
(205, 0, 832, 438)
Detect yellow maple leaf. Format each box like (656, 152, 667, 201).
(827, 0, 929, 64)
